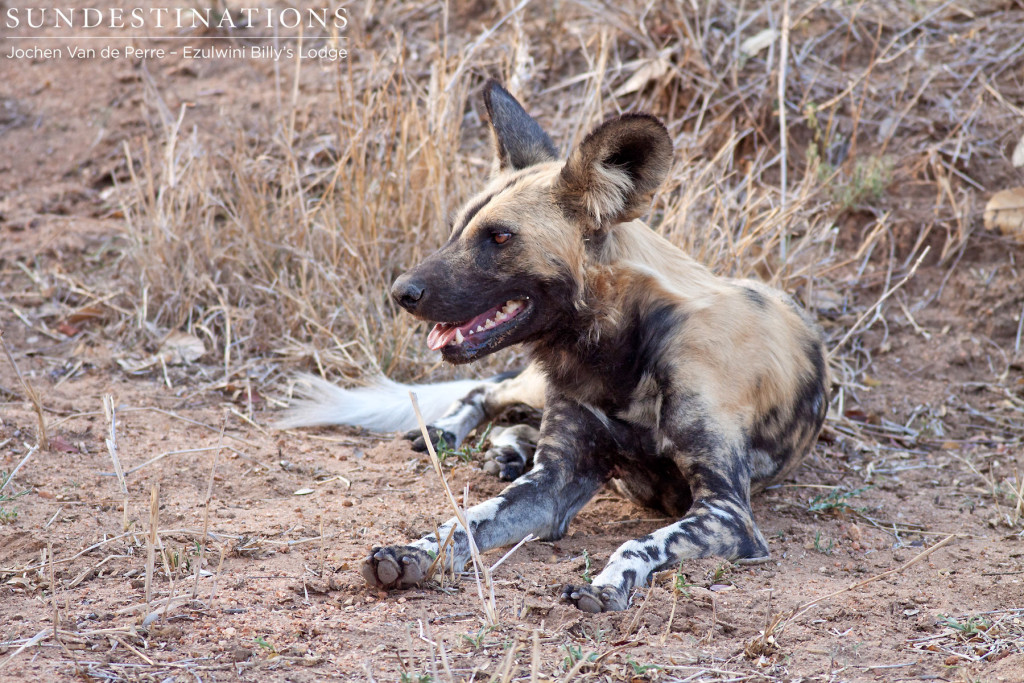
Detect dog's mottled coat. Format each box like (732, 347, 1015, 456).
(338, 81, 829, 612)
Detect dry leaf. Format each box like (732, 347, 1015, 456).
(809, 287, 844, 314)
(67, 304, 106, 324)
(49, 435, 80, 453)
(740, 28, 779, 57)
(984, 187, 1024, 241)
(613, 49, 673, 97)
(56, 321, 81, 337)
(117, 356, 159, 374)
(159, 330, 206, 365)
(1012, 133, 1024, 168)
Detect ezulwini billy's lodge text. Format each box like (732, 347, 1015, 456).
(6, 44, 348, 62)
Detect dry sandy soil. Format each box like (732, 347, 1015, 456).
(2, 2, 1024, 682)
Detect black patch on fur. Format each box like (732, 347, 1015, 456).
(748, 336, 828, 472)
(743, 286, 769, 309)
(537, 300, 684, 417)
(613, 456, 693, 517)
(450, 177, 520, 240)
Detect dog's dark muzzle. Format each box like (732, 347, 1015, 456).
(391, 271, 426, 313)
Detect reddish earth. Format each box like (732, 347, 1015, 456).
(2, 4, 1024, 682)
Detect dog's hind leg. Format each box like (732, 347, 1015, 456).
(481, 423, 539, 480)
(363, 396, 617, 590)
(406, 362, 546, 453)
(563, 454, 770, 613)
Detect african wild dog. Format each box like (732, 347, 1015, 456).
(290, 80, 829, 612)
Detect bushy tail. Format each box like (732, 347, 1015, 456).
(275, 373, 490, 433)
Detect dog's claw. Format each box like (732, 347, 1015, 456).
(561, 584, 629, 613)
(482, 445, 529, 480)
(361, 546, 432, 589)
(403, 427, 458, 453)
(374, 553, 401, 585)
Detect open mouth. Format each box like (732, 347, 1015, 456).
(426, 299, 529, 351)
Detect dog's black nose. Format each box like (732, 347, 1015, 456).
(391, 274, 425, 312)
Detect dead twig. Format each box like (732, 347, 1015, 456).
(0, 329, 47, 450)
(409, 391, 498, 626)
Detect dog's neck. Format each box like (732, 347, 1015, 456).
(527, 264, 672, 411)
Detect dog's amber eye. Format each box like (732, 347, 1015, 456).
(493, 232, 512, 245)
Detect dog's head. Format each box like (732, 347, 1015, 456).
(392, 80, 673, 364)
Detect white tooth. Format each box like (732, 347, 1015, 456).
(475, 325, 484, 333)
(495, 311, 507, 321)
(455, 329, 464, 344)
(485, 319, 495, 329)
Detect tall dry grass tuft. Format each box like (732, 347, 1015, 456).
(121, 61, 475, 383)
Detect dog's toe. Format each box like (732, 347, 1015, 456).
(361, 546, 433, 589)
(561, 584, 629, 613)
(403, 427, 456, 453)
(374, 553, 401, 585)
(483, 445, 528, 480)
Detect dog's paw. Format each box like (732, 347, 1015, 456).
(561, 584, 629, 613)
(482, 445, 528, 480)
(360, 546, 433, 589)
(403, 427, 457, 454)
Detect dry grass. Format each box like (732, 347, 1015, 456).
(112, 2, 1022, 404)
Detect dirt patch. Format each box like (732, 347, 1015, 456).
(3, 1, 1024, 682)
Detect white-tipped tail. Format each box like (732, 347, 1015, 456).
(275, 373, 490, 433)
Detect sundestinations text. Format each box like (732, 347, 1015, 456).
(5, 6, 348, 31)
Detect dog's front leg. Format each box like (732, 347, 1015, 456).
(563, 459, 770, 613)
(363, 396, 617, 590)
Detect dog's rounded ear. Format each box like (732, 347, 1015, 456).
(483, 80, 558, 173)
(556, 114, 672, 230)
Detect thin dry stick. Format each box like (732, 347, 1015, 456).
(102, 395, 130, 531)
(0, 329, 48, 450)
(559, 648, 597, 683)
(145, 484, 159, 614)
(193, 419, 224, 599)
(494, 640, 522, 683)
(625, 583, 656, 636)
(209, 544, 226, 606)
(829, 246, 929, 358)
(117, 445, 236, 477)
(661, 574, 682, 644)
(0, 628, 51, 671)
(489, 533, 536, 573)
(531, 629, 540, 683)
(1, 444, 38, 493)
(409, 391, 498, 625)
(48, 543, 60, 646)
(787, 533, 956, 628)
(778, 0, 791, 259)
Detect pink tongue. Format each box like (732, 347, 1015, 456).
(427, 324, 458, 351)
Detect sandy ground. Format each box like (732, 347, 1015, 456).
(2, 3, 1024, 682)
